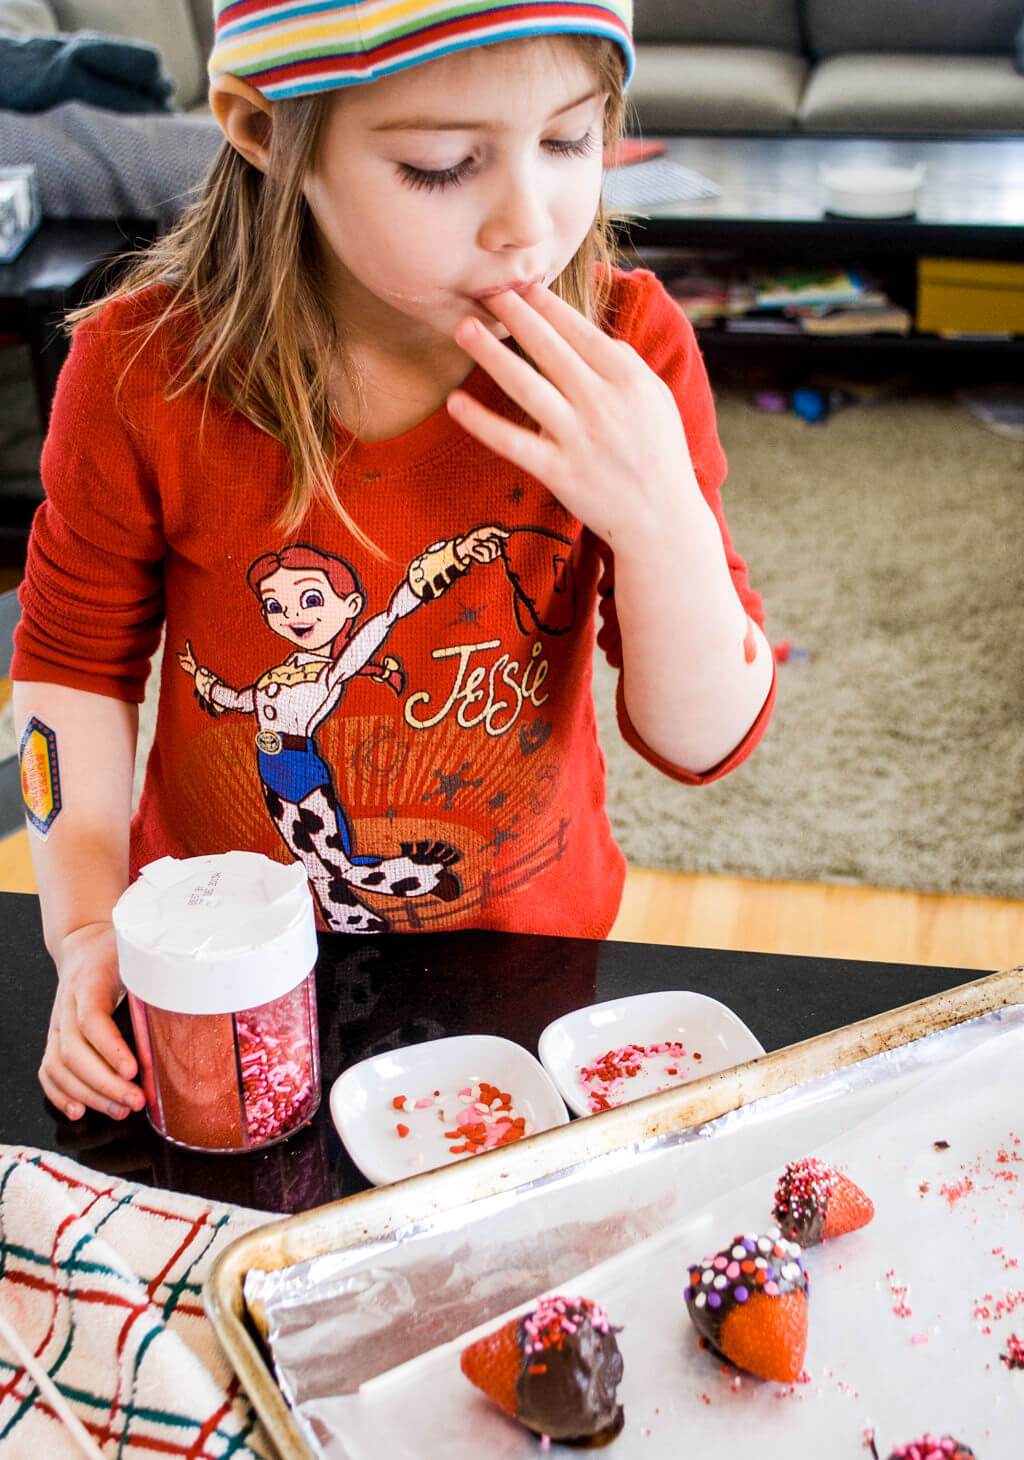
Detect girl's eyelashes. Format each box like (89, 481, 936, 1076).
(545, 133, 599, 160)
(397, 131, 598, 192)
(398, 157, 475, 192)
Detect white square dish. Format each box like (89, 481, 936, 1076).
(329, 1034, 569, 1186)
(538, 990, 765, 1117)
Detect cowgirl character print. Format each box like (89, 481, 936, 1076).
(178, 531, 507, 932)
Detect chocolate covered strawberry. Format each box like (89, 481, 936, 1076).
(461, 1295, 624, 1444)
(684, 1229, 808, 1383)
(885, 1437, 975, 1460)
(773, 1156, 874, 1245)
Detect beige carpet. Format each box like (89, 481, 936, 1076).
(593, 390, 1024, 898)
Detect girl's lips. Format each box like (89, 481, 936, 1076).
(291, 624, 314, 637)
(470, 275, 544, 302)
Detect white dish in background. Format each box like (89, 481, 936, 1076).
(329, 1034, 569, 1186)
(820, 162, 926, 218)
(538, 990, 765, 1117)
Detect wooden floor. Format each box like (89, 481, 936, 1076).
(1, 827, 1021, 970)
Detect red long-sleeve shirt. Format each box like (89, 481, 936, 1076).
(13, 266, 774, 937)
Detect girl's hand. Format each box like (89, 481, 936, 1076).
(39, 921, 145, 1122)
(447, 284, 697, 550)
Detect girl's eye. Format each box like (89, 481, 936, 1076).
(398, 157, 476, 192)
(396, 132, 598, 192)
(264, 599, 282, 615)
(301, 590, 324, 609)
(544, 132, 598, 160)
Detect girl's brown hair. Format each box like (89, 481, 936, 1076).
(72, 35, 628, 550)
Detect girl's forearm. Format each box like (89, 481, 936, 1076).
(11, 681, 138, 958)
(611, 498, 775, 774)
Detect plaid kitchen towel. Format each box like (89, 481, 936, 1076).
(0, 1145, 276, 1458)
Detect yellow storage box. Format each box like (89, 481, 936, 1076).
(917, 258, 1024, 336)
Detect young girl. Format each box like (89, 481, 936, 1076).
(11, 0, 776, 1124)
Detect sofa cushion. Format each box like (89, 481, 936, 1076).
(48, 0, 205, 108)
(633, 0, 802, 51)
(799, 54, 1024, 134)
(187, 0, 214, 64)
(0, 0, 57, 32)
(801, 0, 1023, 58)
(631, 45, 806, 132)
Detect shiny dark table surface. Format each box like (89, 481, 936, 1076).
(1, 890, 982, 1214)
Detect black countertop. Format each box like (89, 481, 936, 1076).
(1, 890, 982, 1213)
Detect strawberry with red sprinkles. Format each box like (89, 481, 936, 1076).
(885, 1437, 975, 1460)
(773, 1156, 874, 1245)
(461, 1295, 624, 1444)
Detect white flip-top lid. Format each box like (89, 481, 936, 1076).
(112, 852, 318, 1014)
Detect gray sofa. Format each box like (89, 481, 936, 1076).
(0, 0, 221, 226)
(1, 0, 1023, 230)
(631, 0, 1024, 135)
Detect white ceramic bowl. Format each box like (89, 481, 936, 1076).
(538, 990, 765, 1117)
(329, 1034, 569, 1186)
(820, 162, 926, 218)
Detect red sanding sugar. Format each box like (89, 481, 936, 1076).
(130, 976, 319, 1152)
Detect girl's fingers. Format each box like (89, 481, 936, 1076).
(479, 288, 598, 403)
(456, 316, 573, 437)
(40, 1060, 132, 1121)
(57, 1022, 144, 1112)
(39, 1064, 86, 1119)
(79, 1007, 136, 1080)
(447, 390, 560, 486)
(494, 283, 631, 383)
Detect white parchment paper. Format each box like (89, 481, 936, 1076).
(253, 1010, 1024, 1458)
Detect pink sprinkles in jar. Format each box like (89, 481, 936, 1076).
(236, 983, 319, 1145)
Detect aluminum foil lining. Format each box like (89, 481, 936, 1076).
(249, 1007, 1024, 1458)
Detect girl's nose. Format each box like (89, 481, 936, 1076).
(478, 167, 547, 252)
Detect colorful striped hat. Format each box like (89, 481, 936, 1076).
(209, 0, 634, 101)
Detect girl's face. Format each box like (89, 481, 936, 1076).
(258, 566, 363, 652)
(301, 37, 606, 354)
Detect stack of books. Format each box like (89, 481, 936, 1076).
(667, 265, 910, 336)
(748, 269, 910, 335)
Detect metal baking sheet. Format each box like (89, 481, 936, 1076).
(205, 968, 1024, 1459)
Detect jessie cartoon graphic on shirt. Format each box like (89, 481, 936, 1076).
(177, 530, 508, 933)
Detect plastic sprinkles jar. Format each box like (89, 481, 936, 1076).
(112, 852, 321, 1153)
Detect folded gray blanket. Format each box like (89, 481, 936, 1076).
(0, 30, 175, 113)
(0, 101, 221, 228)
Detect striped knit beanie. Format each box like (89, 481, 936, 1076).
(208, 0, 634, 101)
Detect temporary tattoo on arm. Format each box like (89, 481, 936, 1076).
(19, 716, 62, 837)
